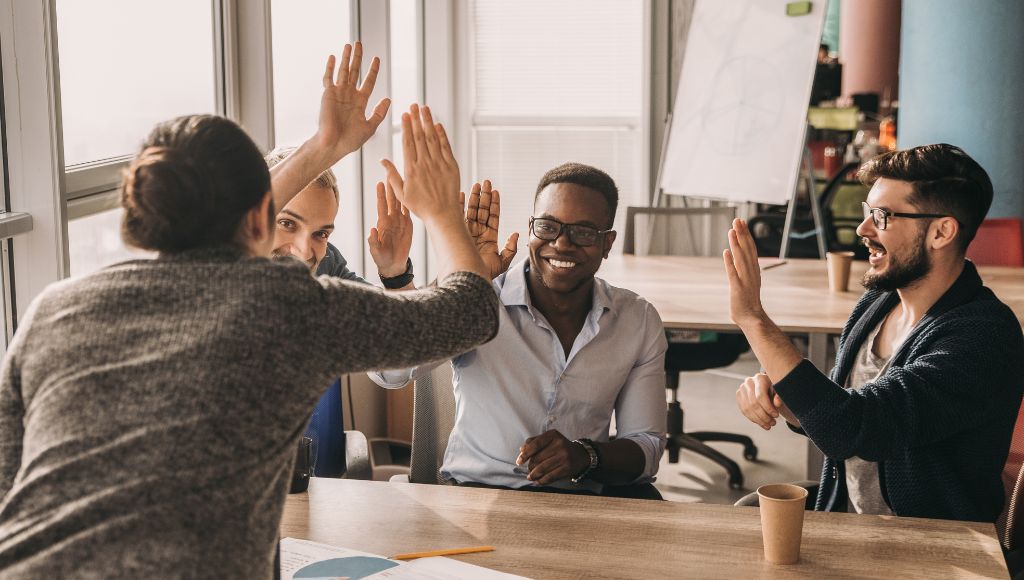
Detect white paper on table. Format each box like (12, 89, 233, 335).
(280, 538, 530, 580)
(280, 537, 398, 580)
(369, 556, 529, 579)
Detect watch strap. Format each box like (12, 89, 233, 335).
(570, 438, 599, 484)
(380, 258, 415, 289)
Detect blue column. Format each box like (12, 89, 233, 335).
(899, 0, 1024, 219)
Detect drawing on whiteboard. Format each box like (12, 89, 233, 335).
(657, 0, 826, 205)
(701, 57, 784, 155)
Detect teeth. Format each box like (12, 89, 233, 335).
(549, 259, 576, 269)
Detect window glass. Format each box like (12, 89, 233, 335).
(271, 0, 361, 271)
(67, 208, 153, 277)
(56, 0, 217, 166)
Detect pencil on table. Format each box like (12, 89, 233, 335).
(392, 545, 495, 560)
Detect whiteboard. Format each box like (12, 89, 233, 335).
(658, 0, 826, 205)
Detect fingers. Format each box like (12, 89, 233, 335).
(500, 232, 520, 268)
(736, 378, 775, 430)
(400, 112, 416, 167)
(380, 159, 406, 201)
(375, 182, 388, 221)
(419, 106, 441, 158)
(723, 248, 739, 283)
(367, 97, 391, 133)
(466, 182, 482, 223)
(323, 54, 336, 89)
(408, 104, 429, 161)
(477, 182, 492, 226)
(528, 456, 568, 486)
(361, 55, 381, 94)
(752, 373, 780, 420)
(487, 188, 500, 231)
(347, 41, 363, 85)
(384, 178, 400, 217)
(336, 43, 353, 86)
(434, 123, 456, 165)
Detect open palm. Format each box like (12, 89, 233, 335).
(464, 180, 518, 280)
(315, 42, 391, 161)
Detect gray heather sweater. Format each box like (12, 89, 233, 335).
(0, 246, 499, 578)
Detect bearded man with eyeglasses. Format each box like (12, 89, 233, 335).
(370, 162, 668, 500)
(726, 143, 1024, 522)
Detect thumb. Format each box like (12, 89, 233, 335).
(500, 232, 520, 266)
(367, 227, 380, 248)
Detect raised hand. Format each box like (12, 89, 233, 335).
(315, 42, 391, 163)
(723, 218, 767, 328)
(380, 104, 460, 223)
(368, 180, 414, 278)
(464, 180, 519, 280)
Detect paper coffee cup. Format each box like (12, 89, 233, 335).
(826, 251, 854, 293)
(757, 483, 808, 564)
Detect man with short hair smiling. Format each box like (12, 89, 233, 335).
(371, 162, 668, 499)
(265, 147, 415, 289)
(727, 143, 1024, 521)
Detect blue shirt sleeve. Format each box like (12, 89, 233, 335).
(316, 243, 370, 285)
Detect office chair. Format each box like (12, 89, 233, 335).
(302, 378, 371, 480)
(748, 161, 868, 259)
(625, 205, 757, 489)
(386, 363, 457, 485)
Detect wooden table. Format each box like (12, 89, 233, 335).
(281, 478, 1008, 579)
(598, 255, 1024, 475)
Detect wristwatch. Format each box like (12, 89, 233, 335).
(379, 258, 415, 289)
(570, 438, 600, 484)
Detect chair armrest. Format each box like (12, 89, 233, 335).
(342, 430, 371, 480)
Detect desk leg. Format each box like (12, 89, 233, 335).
(807, 333, 829, 372)
(805, 333, 830, 479)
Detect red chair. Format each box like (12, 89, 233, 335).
(967, 218, 1024, 267)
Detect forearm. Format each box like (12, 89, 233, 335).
(423, 213, 490, 281)
(738, 315, 803, 384)
(269, 138, 335, 212)
(590, 439, 646, 486)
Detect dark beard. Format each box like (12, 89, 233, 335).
(863, 239, 931, 291)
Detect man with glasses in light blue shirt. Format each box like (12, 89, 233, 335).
(371, 162, 667, 499)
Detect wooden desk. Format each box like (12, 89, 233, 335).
(598, 255, 1024, 475)
(281, 478, 1008, 579)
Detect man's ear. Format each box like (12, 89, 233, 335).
(930, 216, 959, 251)
(602, 230, 617, 259)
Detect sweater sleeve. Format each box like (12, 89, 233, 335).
(774, 313, 1024, 462)
(0, 304, 33, 498)
(313, 271, 500, 377)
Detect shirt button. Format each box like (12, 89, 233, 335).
(547, 415, 557, 423)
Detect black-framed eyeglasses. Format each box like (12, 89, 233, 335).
(529, 217, 612, 247)
(861, 202, 950, 231)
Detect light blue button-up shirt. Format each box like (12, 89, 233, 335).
(369, 259, 667, 492)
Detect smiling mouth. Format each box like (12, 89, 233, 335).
(544, 257, 578, 270)
(862, 238, 887, 261)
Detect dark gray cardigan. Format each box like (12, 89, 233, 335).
(776, 261, 1024, 522)
(0, 247, 499, 577)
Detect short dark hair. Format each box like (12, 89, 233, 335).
(534, 162, 619, 228)
(857, 143, 993, 253)
(121, 115, 271, 252)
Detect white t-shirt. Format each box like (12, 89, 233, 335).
(844, 321, 896, 516)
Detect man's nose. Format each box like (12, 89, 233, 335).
(855, 214, 875, 238)
(550, 230, 577, 251)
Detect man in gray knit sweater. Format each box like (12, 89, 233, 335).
(0, 44, 498, 577)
